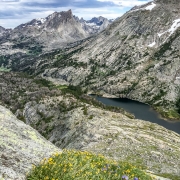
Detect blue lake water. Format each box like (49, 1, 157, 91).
(92, 95, 180, 134)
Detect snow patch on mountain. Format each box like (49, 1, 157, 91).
(157, 32, 164, 37)
(85, 22, 99, 27)
(36, 18, 46, 24)
(130, 2, 156, 12)
(148, 41, 156, 47)
(78, 16, 112, 34)
(168, 19, 180, 35)
(145, 2, 156, 11)
(157, 18, 180, 38)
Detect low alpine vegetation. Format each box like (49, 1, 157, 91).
(27, 150, 153, 180)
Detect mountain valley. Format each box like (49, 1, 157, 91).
(1, 0, 180, 119)
(0, 0, 180, 179)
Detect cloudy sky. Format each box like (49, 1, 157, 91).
(0, 0, 151, 29)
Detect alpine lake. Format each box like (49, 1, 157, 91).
(91, 95, 180, 134)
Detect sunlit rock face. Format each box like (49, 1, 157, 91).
(0, 105, 61, 180)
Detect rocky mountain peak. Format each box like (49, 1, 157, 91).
(5, 9, 89, 50)
(0, 26, 12, 39)
(62, 9, 73, 19)
(0, 26, 5, 31)
(0, 26, 5, 36)
(45, 10, 74, 29)
(49, 9, 73, 22)
(86, 16, 109, 25)
(14, 9, 74, 30)
(88, 16, 103, 24)
(79, 16, 112, 34)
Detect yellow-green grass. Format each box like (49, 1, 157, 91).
(155, 107, 180, 121)
(56, 85, 68, 90)
(27, 149, 153, 180)
(0, 67, 11, 72)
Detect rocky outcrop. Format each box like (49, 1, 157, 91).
(22, 95, 180, 176)
(0, 26, 5, 34)
(78, 16, 112, 34)
(0, 105, 61, 180)
(0, 26, 11, 43)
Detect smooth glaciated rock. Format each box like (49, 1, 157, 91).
(0, 105, 61, 180)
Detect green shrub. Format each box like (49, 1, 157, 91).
(27, 150, 153, 180)
(176, 97, 180, 114)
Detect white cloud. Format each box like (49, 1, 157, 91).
(73, 0, 86, 2)
(0, 0, 17, 1)
(97, 0, 150, 7)
(73, 7, 124, 20)
(0, 0, 151, 28)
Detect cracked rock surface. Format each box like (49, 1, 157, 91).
(0, 105, 61, 180)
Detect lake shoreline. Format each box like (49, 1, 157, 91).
(89, 92, 180, 122)
(90, 94, 180, 134)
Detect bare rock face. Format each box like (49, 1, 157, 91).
(0, 26, 5, 34)
(0, 26, 11, 41)
(22, 96, 180, 176)
(0, 105, 61, 180)
(78, 16, 112, 34)
(10, 9, 88, 50)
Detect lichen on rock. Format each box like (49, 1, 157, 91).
(0, 105, 61, 180)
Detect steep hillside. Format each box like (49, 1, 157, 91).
(0, 72, 180, 179)
(0, 71, 176, 179)
(24, 97, 180, 176)
(0, 72, 180, 177)
(18, 0, 179, 119)
(0, 105, 60, 180)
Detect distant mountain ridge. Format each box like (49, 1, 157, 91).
(0, 26, 11, 39)
(77, 16, 113, 34)
(10, 9, 88, 50)
(0, 10, 112, 54)
(0, 26, 5, 33)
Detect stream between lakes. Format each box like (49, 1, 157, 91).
(92, 96, 180, 134)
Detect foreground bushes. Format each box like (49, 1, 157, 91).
(27, 150, 153, 180)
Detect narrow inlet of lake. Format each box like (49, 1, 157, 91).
(91, 95, 180, 134)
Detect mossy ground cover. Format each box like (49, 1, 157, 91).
(154, 107, 180, 121)
(27, 150, 153, 180)
(0, 67, 11, 72)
